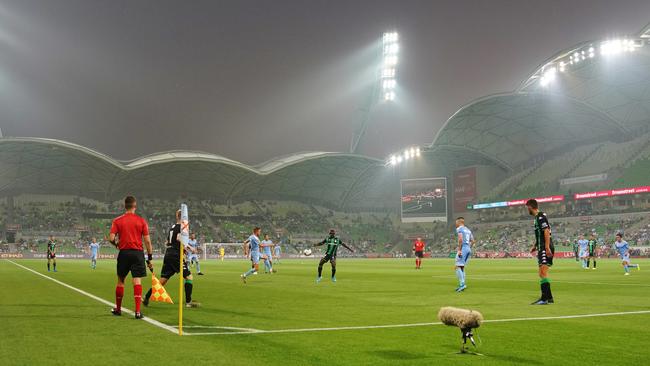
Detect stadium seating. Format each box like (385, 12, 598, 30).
(4, 190, 650, 257)
(515, 144, 600, 197)
(569, 135, 650, 178)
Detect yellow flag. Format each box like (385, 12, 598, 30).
(151, 273, 173, 304)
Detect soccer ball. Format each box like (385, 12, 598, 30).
(303, 248, 312, 256)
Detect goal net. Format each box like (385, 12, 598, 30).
(202, 242, 244, 260)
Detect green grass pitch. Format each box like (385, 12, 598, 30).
(2, 257, 649, 365)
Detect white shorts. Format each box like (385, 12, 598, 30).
(188, 254, 199, 262)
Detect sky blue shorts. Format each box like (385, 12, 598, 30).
(455, 248, 471, 267)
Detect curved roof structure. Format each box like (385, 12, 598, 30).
(0, 137, 396, 210)
(432, 22, 650, 170)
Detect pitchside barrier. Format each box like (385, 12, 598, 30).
(2, 251, 648, 259)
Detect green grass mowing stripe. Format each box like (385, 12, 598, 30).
(5, 259, 177, 334)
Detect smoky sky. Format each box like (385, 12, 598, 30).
(1, 0, 649, 164)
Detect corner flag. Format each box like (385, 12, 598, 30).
(150, 273, 173, 304)
(179, 203, 190, 336)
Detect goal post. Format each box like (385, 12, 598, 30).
(202, 242, 244, 260)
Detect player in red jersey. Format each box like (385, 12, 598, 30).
(413, 237, 425, 269)
(108, 196, 154, 319)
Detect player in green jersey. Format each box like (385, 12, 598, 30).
(587, 233, 598, 269)
(313, 229, 353, 283)
(47, 236, 57, 272)
(527, 199, 554, 305)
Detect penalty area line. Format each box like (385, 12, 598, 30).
(181, 310, 650, 336)
(6, 259, 177, 334)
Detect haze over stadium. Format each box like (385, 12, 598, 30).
(2, 1, 650, 365)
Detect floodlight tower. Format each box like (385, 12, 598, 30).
(350, 31, 399, 154)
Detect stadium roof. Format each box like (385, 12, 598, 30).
(0, 137, 397, 210)
(432, 22, 650, 170)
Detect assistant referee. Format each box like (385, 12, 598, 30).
(109, 196, 154, 319)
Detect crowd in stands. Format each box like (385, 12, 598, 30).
(3, 195, 650, 258)
(464, 213, 650, 256)
(13, 202, 78, 232)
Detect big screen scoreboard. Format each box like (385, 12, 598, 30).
(400, 178, 447, 223)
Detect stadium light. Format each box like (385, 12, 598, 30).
(539, 67, 557, 87)
(381, 31, 399, 102)
(532, 36, 644, 91)
(350, 30, 400, 153)
(386, 146, 422, 166)
(600, 39, 637, 56)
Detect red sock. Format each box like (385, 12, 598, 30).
(134, 284, 142, 313)
(115, 285, 124, 311)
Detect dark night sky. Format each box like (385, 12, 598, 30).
(1, 0, 649, 163)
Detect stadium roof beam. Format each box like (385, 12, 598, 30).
(514, 23, 650, 133)
(431, 92, 628, 168)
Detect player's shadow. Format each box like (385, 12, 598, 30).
(372, 350, 428, 360)
(431, 345, 544, 364)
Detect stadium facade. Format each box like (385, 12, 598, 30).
(0, 137, 398, 211)
(424, 22, 650, 217)
(1, 23, 650, 218)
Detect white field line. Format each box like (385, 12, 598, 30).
(180, 325, 262, 332)
(430, 274, 650, 287)
(182, 310, 650, 336)
(6, 259, 177, 334)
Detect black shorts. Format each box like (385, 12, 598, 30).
(320, 253, 337, 266)
(589, 250, 596, 257)
(47, 253, 56, 259)
(415, 251, 424, 258)
(117, 250, 147, 278)
(537, 249, 554, 267)
(160, 249, 191, 279)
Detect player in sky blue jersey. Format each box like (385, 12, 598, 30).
(89, 237, 100, 269)
(241, 227, 262, 283)
(273, 243, 281, 263)
(260, 234, 276, 273)
(577, 235, 589, 269)
(187, 233, 203, 275)
(454, 217, 474, 292)
(614, 232, 640, 275)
